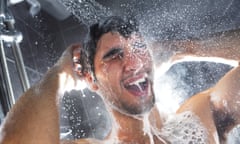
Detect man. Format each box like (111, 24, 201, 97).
(0, 16, 240, 144)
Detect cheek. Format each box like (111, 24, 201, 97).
(101, 63, 111, 74)
(101, 61, 123, 76)
(96, 62, 122, 83)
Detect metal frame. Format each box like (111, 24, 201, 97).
(0, 0, 30, 115)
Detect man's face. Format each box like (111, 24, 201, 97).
(93, 32, 154, 115)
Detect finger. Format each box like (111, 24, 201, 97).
(69, 44, 84, 77)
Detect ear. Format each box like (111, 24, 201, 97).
(84, 73, 99, 91)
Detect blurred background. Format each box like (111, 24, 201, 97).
(0, 0, 240, 142)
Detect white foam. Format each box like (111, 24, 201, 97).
(160, 111, 209, 144)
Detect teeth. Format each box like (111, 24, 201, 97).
(136, 83, 143, 91)
(129, 77, 145, 85)
(128, 76, 147, 91)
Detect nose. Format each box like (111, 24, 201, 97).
(123, 49, 143, 73)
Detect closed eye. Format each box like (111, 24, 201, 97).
(103, 48, 124, 61)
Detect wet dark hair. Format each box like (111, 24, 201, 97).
(80, 16, 139, 78)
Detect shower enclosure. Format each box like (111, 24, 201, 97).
(0, 0, 240, 143)
(0, 0, 111, 139)
(0, 0, 30, 116)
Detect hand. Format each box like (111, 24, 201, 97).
(42, 43, 85, 92)
(55, 43, 83, 78)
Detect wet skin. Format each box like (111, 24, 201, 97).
(1, 29, 240, 144)
(89, 32, 155, 115)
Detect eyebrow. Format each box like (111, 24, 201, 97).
(102, 47, 123, 60)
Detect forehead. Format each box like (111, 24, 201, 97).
(96, 32, 142, 53)
(95, 32, 125, 56)
(97, 32, 124, 48)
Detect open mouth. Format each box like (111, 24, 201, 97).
(123, 73, 150, 97)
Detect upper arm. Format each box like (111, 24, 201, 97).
(210, 65, 240, 123)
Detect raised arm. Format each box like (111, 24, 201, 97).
(176, 63, 240, 143)
(167, 29, 240, 143)
(210, 64, 240, 137)
(0, 44, 82, 144)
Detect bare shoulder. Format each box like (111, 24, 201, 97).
(176, 90, 219, 143)
(177, 89, 212, 114)
(176, 89, 215, 128)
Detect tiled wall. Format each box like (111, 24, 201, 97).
(2, 1, 110, 140)
(7, 2, 88, 99)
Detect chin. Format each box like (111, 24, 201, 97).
(122, 96, 155, 115)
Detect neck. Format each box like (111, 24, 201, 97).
(105, 105, 165, 144)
